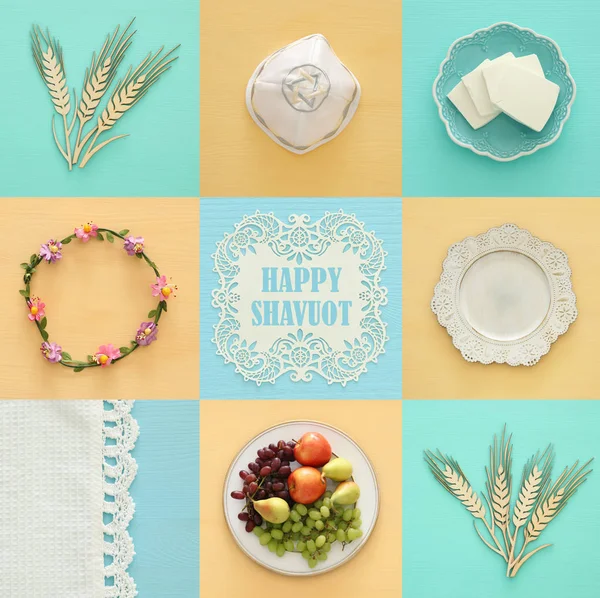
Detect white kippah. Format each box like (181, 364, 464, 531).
(246, 34, 361, 154)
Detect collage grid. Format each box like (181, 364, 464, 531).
(1, 0, 600, 596)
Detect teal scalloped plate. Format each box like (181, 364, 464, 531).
(433, 22, 576, 161)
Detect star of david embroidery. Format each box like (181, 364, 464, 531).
(282, 65, 331, 112)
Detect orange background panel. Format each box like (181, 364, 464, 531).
(403, 197, 600, 399)
(0, 197, 199, 399)
(200, 400, 402, 597)
(200, 0, 402, 197)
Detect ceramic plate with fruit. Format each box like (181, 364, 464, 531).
(224, 421, 379, 576)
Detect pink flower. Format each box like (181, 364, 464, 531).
(151, 275, 177, 300)
(27, 298, 45, 322)
(94, 344, 121, 367)
(41, 342, 62, 363)
(40, 239, 63, 263)
(124, 235, 145, 256)
(75, 222, 98, 243)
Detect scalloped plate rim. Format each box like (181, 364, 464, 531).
(432, 21, 577, 162)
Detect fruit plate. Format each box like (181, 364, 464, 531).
(431, 223, 577, 366)
(433, 22, 576, 161)
(223, 420, 379, 576)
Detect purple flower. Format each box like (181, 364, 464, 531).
(40, 341, 62, 363)
(40, 239, 63, 263)
(124, 235, 145, 256)
(136, 322, 158, 346)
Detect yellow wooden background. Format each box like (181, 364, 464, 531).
(200, 401, 402, 597)
(403, 197, 600, 399)
(0, 197, 199, 399)
(200, 0, 402, 197)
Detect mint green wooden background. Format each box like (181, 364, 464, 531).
(403, 400, 600, 597)
(403, 0, 599, 196)
(0, 1, 199, 196)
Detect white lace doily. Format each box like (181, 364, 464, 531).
(431, 224, 577, 366)
(104, 401, 139, 597)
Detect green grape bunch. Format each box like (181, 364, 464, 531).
(252, 491, 364, 569)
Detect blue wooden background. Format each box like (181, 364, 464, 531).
(200, 197, 402, 399)
(128, 401, 199, 597)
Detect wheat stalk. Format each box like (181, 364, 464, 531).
(31, 25, 76, 169)
(72, 19, 136, 163)
(425, 450, 508, 560)
(78, 45, 179, 168)
(510, 459, 593, 577)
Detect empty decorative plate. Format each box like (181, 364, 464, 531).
(431, 224, 577, 366)
(433, 22, 576, 161)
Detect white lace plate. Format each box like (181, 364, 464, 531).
(431, 224, 577, 366)
(223, 421, 379, 576)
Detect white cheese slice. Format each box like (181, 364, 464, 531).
(514, 54, 544, 77)
(483, 63, 560, 132)
(447, 81, 497, 130)
(483, 54, 545, 101)
(462, 53, 514, 117)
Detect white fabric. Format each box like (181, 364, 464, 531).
(0, 401, 104, 598)
(246, 34, 361, 154)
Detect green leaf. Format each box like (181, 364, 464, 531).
(30, 254, 37, 263)
(20, 263, 29, 269)
(135, 253, 143, 259)
(40, 317, 47, 329)
(87, 355, 95, 363)
(148, 309, 157, 318)
(97, 232, 105, 241)
(119, 229, 130, 236)
(62, 352, 72, 361)
(119, 347, 130, 355)
(161, 300, 168, 312)
(62, 237, 72, 245)
(106, 232, 115, 243)
(41, 329, 49, 342)
(19, 289, 28, 296)
(73, 367, 84, 373)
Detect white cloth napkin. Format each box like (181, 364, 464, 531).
(0, 401, 138, 598)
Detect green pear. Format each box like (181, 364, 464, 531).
(253, 497, 290, 524)
(321, 457, 353, 482)
(331, 481, 360, 506)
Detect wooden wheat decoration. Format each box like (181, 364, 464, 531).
(32, 26, 77, 169)
(426, 427, 592, 578)
(31, 20, 179, 169)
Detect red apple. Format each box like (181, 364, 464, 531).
(294, 432, 332, 467)
(288, 467, 327, 504)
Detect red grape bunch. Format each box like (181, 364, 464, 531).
(231, 440, 297, 532)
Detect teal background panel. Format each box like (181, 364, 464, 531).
(200, 197, 402, 399)
(403, 1, 599, 197)
(0, 2, 198, 196)
(403, 400, 600, 598)
(128, 401, 199, 597)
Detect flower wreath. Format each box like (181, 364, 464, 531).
(20, 223, 177, 372)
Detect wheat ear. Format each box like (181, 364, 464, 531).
(73, 19, 136, 163)
(78, 45, 179, 168)
(510, 458, 593, 577)
(506, 445, 554, 573)
(31, 26, 76, 169)
(486, 426, 513, 558)
(425, 450, 507, 560)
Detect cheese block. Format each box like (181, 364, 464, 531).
(462, 53, 514, 117)
(483, 63, 560, 132)
(483, 54, 544, 100)
(447, 81, 497, 130)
